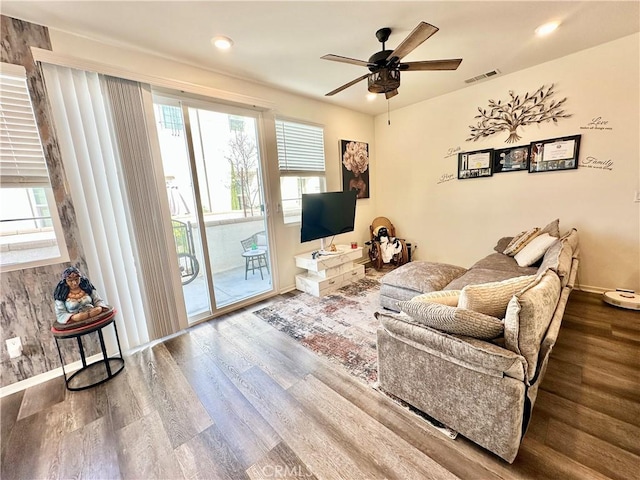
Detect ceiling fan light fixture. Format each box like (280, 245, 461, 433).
(211, 35, 234, 50)
(366, 92, 378, 101)
(535, 21, 560, 37)
(367, 69, 400, 94)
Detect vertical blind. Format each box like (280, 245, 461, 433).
(103, 75, 185, 341)
(275, 119, 325, 174)
(41, 64, 150, 351)
(0, 63, 50, 187)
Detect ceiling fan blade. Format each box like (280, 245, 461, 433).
(401, 59, 463, 71)
(389, 22, 439, 61)
(325, 74, 370, 96)
(385, 89, 398, 100)
(321, 54, 371, 67)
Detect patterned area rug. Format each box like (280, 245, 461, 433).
(252, 267, 458, 439)
(252, 269, 385, 384)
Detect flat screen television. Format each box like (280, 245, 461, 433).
(301, 191, 357, 252)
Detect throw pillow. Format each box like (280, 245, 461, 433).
(493, 236, 514, 254)
(458, 275, 537, 318)
(539, 218, 560, 238)
(538, 229, 577, 277)
(397, 301, 504, 340)
(537, 239, 562, 274)
(514, 233, 559, 267)
(411, 290, 461, 307)
(256, 234, 268, 248)
(503, 227, 541, 256)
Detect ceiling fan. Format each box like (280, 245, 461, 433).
(322, 22, 462, 99)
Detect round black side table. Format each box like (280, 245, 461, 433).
(51, 310, 125, 391)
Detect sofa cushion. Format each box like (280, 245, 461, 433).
(514, 233, 559, 267)
(537, 229, 578, 287)
(412, 290, 461, 307)
(376, 312, 526, 380)
(558, 229, 578, 285)
(504, 269, 561, 380)
(444, 267, 536, 291)
(379, 286, 419, 311)
(381, 261, 467, 295)
(470, 253, 541, 276)
(458, 275, 536, 318)
(397, 301, 504, 340)
(503, 228, 540, 256)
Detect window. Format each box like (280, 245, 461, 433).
(275, 119, 326, 224)
(0, 62, 68, 271)
(159, 104, 183, 135)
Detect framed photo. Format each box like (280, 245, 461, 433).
(458, 149, 494, 179)
(341, 139, 370, 199)
(529, 135, 581, 173)
(493, 145, 530, 173)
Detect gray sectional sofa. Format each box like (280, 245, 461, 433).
(375, 225, 579, 462)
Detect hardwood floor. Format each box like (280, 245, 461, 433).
(2, 290, 638, 479)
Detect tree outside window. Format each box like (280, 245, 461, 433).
(225, 129, 261, 217)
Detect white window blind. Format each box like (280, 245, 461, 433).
(275, 119, 326, 224)
(0, 63, 50, 187)
(276, 119, 325, 174)
(0, 62, 69, 271)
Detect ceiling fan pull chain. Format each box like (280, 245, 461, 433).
(388, 98, 391, 125)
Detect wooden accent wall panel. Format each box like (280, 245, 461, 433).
(0, 15, 89, 387)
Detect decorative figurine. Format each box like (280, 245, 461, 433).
(53, 267, 110, 324)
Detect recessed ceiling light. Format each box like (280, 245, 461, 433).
(535, 21, 560, 37)
(212, 36, 234, 50)
(366, 93, 378, 101)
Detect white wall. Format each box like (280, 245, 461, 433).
(47, 30, 640, 293)
(48, 29, 376, 292)
(374, 34, 640, 292)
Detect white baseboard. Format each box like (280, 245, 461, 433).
(279, 284, 297, 294)
(1, 352, 108, 398)
(575, 284, 610, 294)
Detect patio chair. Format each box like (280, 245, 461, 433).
(240, 231, 269, 280)
(241, 231, 268, 252)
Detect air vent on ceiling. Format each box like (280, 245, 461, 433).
(464, 69, 501, 84)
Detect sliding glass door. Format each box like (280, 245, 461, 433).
(152, 96, 273, 323)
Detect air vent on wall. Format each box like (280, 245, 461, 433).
(464, 69, 501, 84)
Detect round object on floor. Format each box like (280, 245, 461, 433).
(602, 291, 640, 310)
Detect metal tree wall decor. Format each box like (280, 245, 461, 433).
(467, 84, 571, 144)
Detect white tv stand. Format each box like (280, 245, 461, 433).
(295, 245, 364, 297)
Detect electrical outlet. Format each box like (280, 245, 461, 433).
(635, 191, 640, 203)
(6, 337, 23, 359)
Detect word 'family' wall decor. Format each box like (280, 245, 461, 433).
(467, 84, 571, 144)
